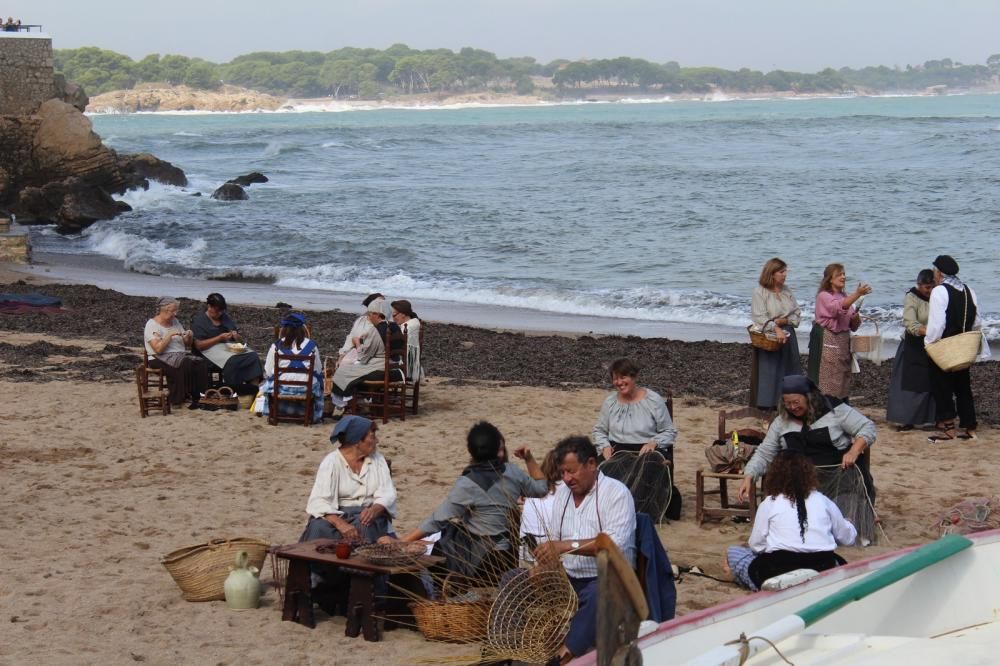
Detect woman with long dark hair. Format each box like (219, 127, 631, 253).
(725, 450, 856, 591)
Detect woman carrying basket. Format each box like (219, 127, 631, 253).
(807, 263, 871, 402)
(749, 258, 803, 410)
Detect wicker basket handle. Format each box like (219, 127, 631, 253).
(206, 538, 230, 550)
(218, 386, 236, 398)
(204, 388, 221, 401)
(440, 572, 455, 602)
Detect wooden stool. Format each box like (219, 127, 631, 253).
(136, 364, 170, 417)
(695, 470, 758, 524)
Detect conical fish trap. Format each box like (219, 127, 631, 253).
(484, 568, 577, 663)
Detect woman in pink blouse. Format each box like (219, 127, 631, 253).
(807, 263, 871, 400)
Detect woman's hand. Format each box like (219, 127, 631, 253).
(738, 476, 754, 502)
(327, 514, 359, 541)
(601, 447, 614, 461)
(376, 535, 396, 545)
(842, 437, 867, 469)
(359, 503, 385, 526)
(639, 442, 657, 455)
(774, 327, 788, 344)
(854, 282, 873, 298)
(774, 317, 788, 327)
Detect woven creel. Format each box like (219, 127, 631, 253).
(201, 387, 240, 411)
(926, 330, 982, 372)
(162, 538, 269, 601)
(747, 320, 782, 352)
(410, 574, 493, 642)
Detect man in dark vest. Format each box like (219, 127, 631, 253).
(925, 254, 984, 442)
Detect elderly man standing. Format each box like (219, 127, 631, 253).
(533, 436, 636, 665)
(925, 254, 985, 442)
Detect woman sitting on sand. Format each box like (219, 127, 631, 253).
(143, 296, 210, 409)
(592, 358, 677, 461)
(725, 450, 856, 591)
(257, 312, 324, 423)
(191, 292, 263, 394)
(739, 374, 878, 544)
(382, 421, 549, 583)
(807, 263, 872, 402)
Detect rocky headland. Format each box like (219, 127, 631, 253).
(87, 83, 286, 114)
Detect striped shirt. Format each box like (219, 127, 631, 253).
(545, 472, 636, 578)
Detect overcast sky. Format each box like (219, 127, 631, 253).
(15, 1, 1000, 71)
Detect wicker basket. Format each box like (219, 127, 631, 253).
(926, 330, 982, 372)
(850, 316, 881, 354)
(162, 538, 270, 601)
(354, 542, 426, 566)
(201, 387, 239, 411)
(747, 321, 782, 352)
(410, 574, 494, 642)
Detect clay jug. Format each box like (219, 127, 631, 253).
(223, 550, 262, 610)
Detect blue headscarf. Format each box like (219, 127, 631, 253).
(330, 415, 373, 446)
(280, 312, 306, 328)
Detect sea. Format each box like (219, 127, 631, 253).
(28, 93, 1000, 342)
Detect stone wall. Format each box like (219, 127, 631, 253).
(0, 34, 54, 116)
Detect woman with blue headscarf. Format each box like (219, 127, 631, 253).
(257, 312, 324, 423)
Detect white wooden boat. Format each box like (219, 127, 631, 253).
(575, 528, 1000, 665)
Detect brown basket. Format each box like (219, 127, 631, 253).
(410, 574, 494, 642)
(201, 387, 239, 411)
(850, 316, 881, 354)
(162, 537, 270, 601)
(354, 542, 426, 566)
(747, 320, 782, 352)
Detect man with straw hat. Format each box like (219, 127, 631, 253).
(925, 254, 986, 442)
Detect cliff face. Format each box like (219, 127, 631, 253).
(0, 34, 186, 234)
(88, 84, 286, 113)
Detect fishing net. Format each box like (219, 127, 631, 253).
(598, 450, 674, 523)
(482, 567, 578, 663)
(815, 464, 885, 546)
(936, 496, 1000, 536)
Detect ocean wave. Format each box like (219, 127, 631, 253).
(81, 226, 208, 270)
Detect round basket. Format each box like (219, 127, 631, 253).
(162, 538, 269, 601)
(747, 323, 782, 352)
(410, 574, 494, 642)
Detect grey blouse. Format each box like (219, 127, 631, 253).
(751, 285, 801, 332)
(592, 388, 677, 453)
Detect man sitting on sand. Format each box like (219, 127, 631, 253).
(533, 436, 636, 665)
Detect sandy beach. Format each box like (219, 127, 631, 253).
(1, 267, 998, 665)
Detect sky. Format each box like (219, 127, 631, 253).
(16, 1, 1000, 71)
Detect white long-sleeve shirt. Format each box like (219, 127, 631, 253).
(749, 491, 857, 554)
(544, 472, 636, 578)
(305, 449, 397, 518)
(925, 282, 981, 345)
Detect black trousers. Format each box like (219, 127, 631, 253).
(929, 364, 977, 430)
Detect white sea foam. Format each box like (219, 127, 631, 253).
(81, 226, 208, 270)
(173, 131, 203, 137)
(116, 181, 193, 209)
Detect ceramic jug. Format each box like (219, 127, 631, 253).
(223, 550, 262, 610)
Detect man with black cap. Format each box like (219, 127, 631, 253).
(926, 255, 984, 442)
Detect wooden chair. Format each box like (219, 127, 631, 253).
(136, 363, 170, 417)
(349, 327, 407, 424)
(268, 350, 317, 426)
(695, 407, 771, 525)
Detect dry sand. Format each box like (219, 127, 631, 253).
(1, 269, 997, 664)
(1, 329, 996, 664)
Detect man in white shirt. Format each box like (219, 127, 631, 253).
(534, 436, 636, 664)
(925, 254, 983, 441)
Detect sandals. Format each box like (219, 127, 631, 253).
(928, 422, 956, 443)
(957, 431, 978, 441)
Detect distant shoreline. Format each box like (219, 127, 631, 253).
(86, 83, 1000, 114)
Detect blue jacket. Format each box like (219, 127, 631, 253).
(636, 512, 677, 623)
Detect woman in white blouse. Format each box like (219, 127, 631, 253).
(592, 358, 677, 462)
(300, 415, 397, 546)
(725, 450, 856, 591)
(750, 257, 802, 410)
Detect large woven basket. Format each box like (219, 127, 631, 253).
(747, 322, 782, 352)
(850, 316, 881, 354)
(162, 538, 270, 601)
(410, 575, 494, 642)
(926, 330, 982, 372)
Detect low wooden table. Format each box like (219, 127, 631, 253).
(272, 539, 443, 641)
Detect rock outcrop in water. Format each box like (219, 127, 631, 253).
(0, 57, 188, 234)
(211, 183, 249, 201)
